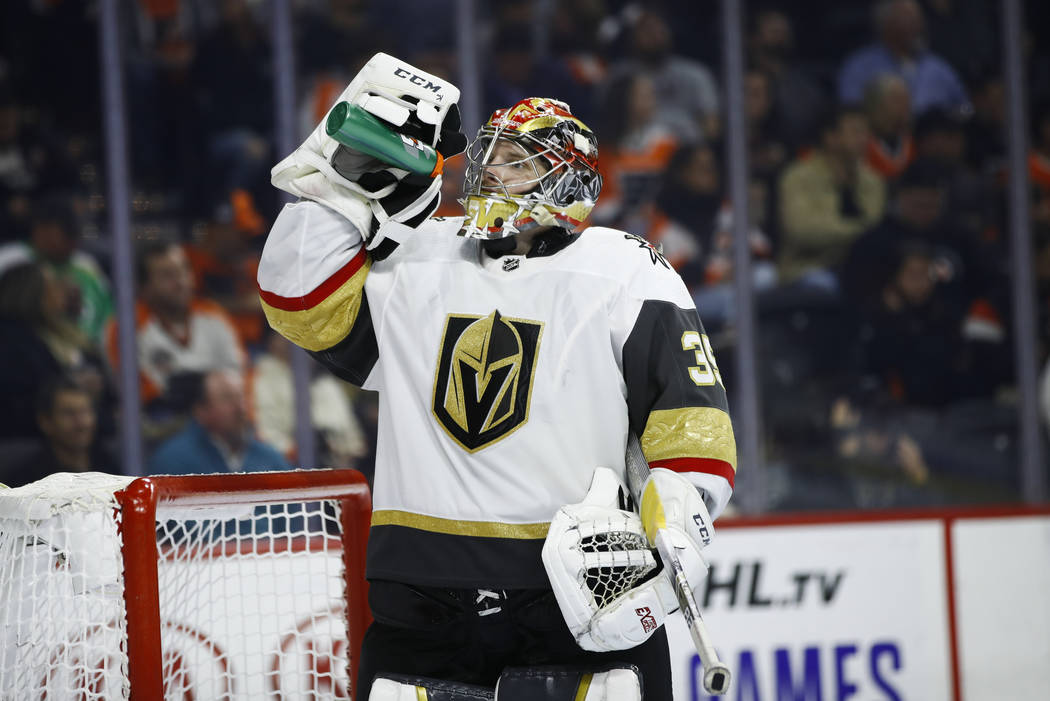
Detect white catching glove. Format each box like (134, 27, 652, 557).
(271, 52, 466, 252)
(542, 468, 679, 652)
(639, 468, 714, 596)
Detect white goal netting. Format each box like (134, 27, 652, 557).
(0, 470, 371, 701)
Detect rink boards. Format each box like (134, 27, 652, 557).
(668, 507, 1050, 701)
(14, 507, 1046, 699)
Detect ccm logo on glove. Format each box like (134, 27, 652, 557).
(394, 66, 443, 95)
(693, 513, 712, 545)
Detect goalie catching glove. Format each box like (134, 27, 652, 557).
(270, 52, 466, 255)
(542, 468, 678, 652)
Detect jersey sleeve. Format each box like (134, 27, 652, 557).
(619, 245, 736, 519)
(257, 200, 379, 386)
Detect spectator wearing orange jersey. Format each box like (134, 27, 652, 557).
(863, 74, 915, 181)
(183, 204, 266, 349)
(105, 241, 246, 414)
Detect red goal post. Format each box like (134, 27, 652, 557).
(0, 468, 372, 700)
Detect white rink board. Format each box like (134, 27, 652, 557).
(667, 520, 953, 701)
(953, 516, 1050, 701)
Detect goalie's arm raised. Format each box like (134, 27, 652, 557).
(258, 201, 379, 386)
(258, 53, 465, 385)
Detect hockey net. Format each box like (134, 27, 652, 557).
(0, 469, 372, 700)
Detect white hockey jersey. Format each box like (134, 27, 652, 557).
(258, 201, 736, 588)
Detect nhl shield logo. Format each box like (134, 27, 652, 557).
(432, 310, 544, 452)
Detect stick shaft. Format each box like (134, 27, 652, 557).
(625, 434, 731, 695)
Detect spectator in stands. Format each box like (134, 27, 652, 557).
(252, 331, 368, 467)
(650, 143, 775, 327)
(149, 369, 289, 475)
(1, 377, 117, 488)
(183, 204, 265, 349)
(602, 9, 720, 143)
(3, 195, 115, 344)
(652, 143, 722, 284)
(855, 239, 1007, 407)
(777, 106, 886, 290)
(843, 158, 999, 322)
(105, 241, 245, 416)
(915, 106, 970, 166)
(863, 74, 915, 181)
(913, 106, 989, 234)
(592, 71, 685, 235)
(0, 262, 113, 439)
(746, 8, 829, 152)
(838, 0, 969, 115)
(693, 183, 778, 331)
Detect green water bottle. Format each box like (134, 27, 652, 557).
(325, 102, 444, 177)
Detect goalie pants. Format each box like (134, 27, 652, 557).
(357, 580, 672, 700)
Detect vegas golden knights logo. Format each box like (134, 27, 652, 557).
(432, 310, 544, 452)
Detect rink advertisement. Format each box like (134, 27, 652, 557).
(667, 510, 1050, 701)
(667, 519, 951, 700)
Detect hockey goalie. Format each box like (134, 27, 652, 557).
(257, 52, 737, 700)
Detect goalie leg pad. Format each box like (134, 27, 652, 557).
(495, 665, 641, 701)
(369, 674, 494, 701)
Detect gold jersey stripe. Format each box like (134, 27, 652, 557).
(574, 674, 593, 701)
(416, 687, 428, 701)
(259, 257, 370, 352)
(641, 406, 737, 472)
(371, 510, 551, 539)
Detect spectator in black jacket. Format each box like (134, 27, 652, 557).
(0, 262, 112, 439)
(1, 377, 117, 488)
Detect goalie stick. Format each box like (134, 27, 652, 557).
(623, 433, 731, 696)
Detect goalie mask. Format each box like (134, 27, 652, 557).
(460, 97, 602, 240)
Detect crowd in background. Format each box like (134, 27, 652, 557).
(1, 0, 1048, 512)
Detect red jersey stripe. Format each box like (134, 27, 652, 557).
(258, 248, 367, 312)
(649, 456, 736, 488)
